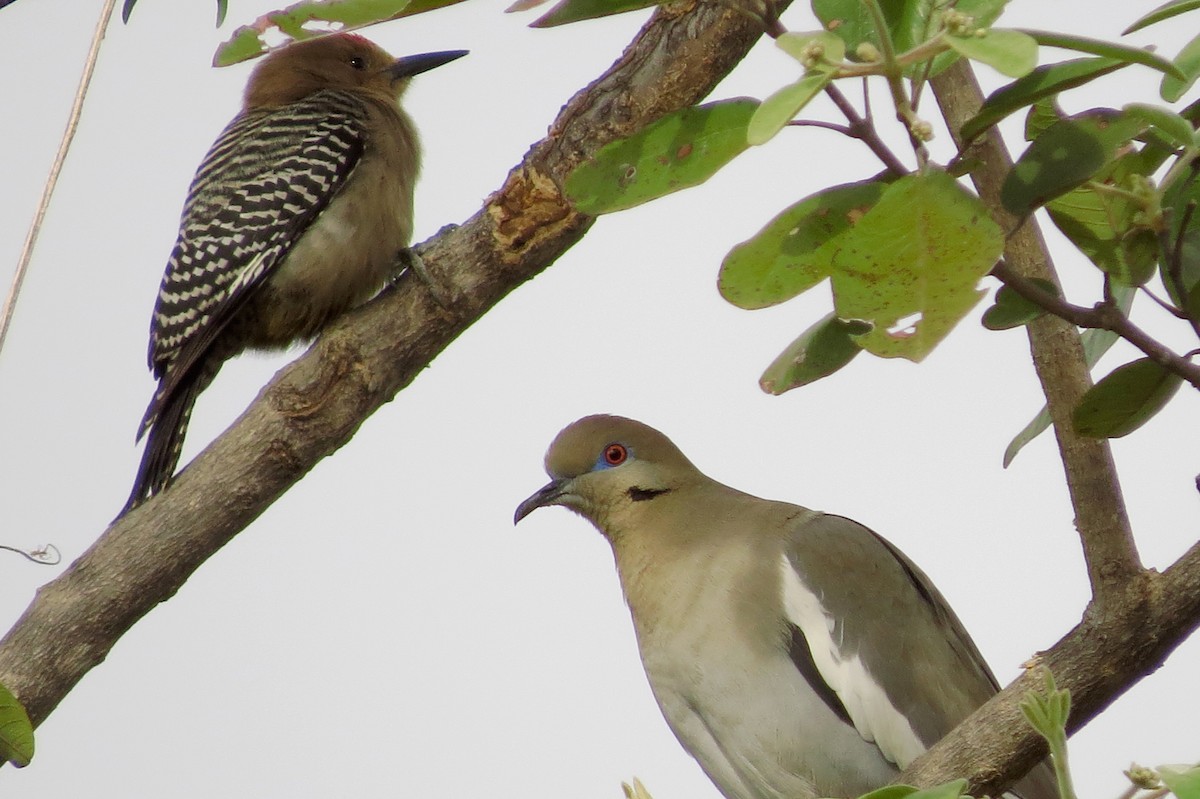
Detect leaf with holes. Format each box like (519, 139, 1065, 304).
(1073, 358, 1183, 438)
(759, 314, 870, 394)
(0, 682, 33, 768)
(213, 0, 470, 65)
(720, 181, 887, 309)
(565, 99, 758, 214)
(827, 171, 1002, 361)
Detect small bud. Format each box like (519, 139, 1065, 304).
(910, 119, 935, 142)
(941, 9, 980, 36)
(1124, 764, 1161, 791)
(855, 41, 881, 62)
(802, 41, 826, 69)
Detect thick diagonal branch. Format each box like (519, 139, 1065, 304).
(0, 1, 777, 728)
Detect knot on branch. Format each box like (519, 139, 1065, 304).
(489, 165, 579, 255)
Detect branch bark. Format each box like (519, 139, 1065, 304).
(931, 61, 1142, 603)
(891, 60, 1200, 799)
(0, 0, 776, 729)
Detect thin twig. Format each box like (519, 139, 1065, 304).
(786, 119, 853, 134)
(991, 261, 1200, 389)
(0, 0, 118, 359)
(824, 83, 909, 176)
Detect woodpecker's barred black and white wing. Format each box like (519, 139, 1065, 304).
(125, 89, 369, 513)
(146, 89, 370, 402)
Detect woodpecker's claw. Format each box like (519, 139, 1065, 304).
(393, 247, 448, 308)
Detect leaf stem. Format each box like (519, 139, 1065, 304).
(824, 83, 909, 176)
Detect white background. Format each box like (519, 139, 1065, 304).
(0, 1, 1196, 797)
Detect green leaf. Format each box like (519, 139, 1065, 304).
(1123, 102, 1198, 147)
(1002, 283, 1133, 466)
(945, 29, 1038, 78)
(813, 0, 1006, 76)
(1002, 110, 1145, 216)
(777, 31, 846, 66)
(564, 99, 758, 214)
(1024, 97, 1064, 141)
(1162, 31, 1200, 102)
(1045, 148, 1163, 283)
(1119, 228, 1161, 286)
(1159, 765, 1200, 799)
(213, 0, 476, 65)
(981, 279, 1058, 329)
(759, 314, 869, 394)
(1160, 170, 1200, 310)
(720, 181, 887, 309)
(0, 682, 33, 768)
(859, 787, 920, 799)
(1125, 0, 1200, 34)
(904, 780, 971, 799)
(961, 57, 1129, 142)
(527, 0, 656, 27)
(1073, 357, 1183, 438)
(1017, 29, 1186, 79)
(748, 72, 833, 146)
(828, 171, 1003, 361)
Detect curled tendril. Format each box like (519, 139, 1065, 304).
(0, 542, 62, 565)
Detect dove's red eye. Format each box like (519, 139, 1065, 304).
(603, 444, 628, 466)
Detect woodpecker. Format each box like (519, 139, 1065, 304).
(123, 34, 467, 514)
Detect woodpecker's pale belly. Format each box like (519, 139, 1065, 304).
(232, 161, 413, 349)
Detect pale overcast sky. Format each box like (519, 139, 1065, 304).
(1, 1, 1197, 797)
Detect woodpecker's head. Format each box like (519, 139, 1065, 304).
(244, 33, 467, 108)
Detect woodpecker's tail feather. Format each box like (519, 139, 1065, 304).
(121, 358, 222, 516)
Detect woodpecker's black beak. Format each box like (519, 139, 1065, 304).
(389, 50, 468, 80)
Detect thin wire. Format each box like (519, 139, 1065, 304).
(0, 0, 119, 359)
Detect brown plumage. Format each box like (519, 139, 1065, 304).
(123, 33, 466, 514)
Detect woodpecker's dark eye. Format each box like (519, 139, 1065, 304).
(349, 56, 368, 71)
(603, 444, 628, 467)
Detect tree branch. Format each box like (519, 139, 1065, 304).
(888, 57, 1200, 799)
(824, 82, 910, 177)
(930, 61, 1142, 602)
(900, 544, 1200, 797)
(0, 0, 780, 729)
(990, 261, 1200, 389)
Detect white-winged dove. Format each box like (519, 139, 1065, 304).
(515, 414, 1054, 799)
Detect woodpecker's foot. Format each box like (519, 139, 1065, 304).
(392, 247, 449, 308)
